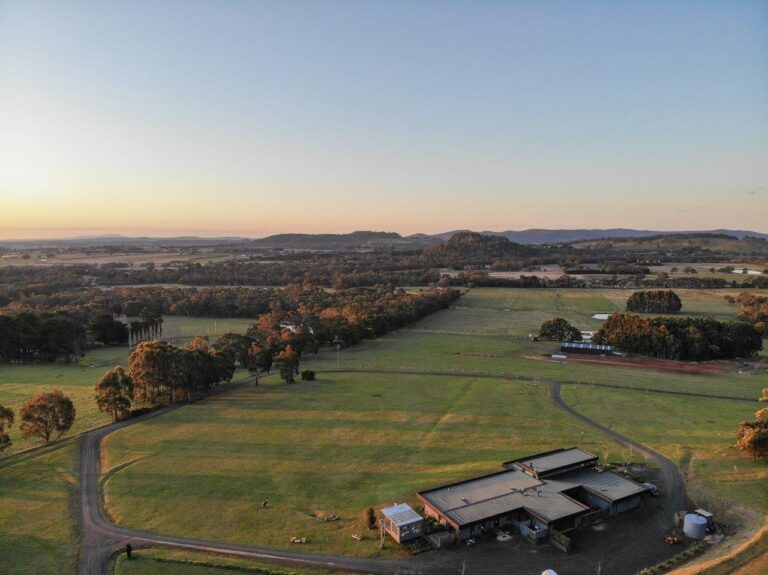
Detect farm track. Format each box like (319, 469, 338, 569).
(548, 382, 687, 527)
(323, 368, 759, 403)
(76, 368, 692, 575)
(77, 379, 421, 575)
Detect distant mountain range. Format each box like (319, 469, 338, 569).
(421, 228, 768, 244)
(246, 231, 435, 250)
(1, 228, 766, 250)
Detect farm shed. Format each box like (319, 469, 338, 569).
(379, 503, 423, 543)
(417, 448, 648, 544)
(560, 342, 613, 355)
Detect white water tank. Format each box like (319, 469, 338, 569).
(683, 513, 707, 539)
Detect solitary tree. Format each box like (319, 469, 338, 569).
(276, 345, 299, 384)
(736, 423, 768, 460)
(246, 341, 273, 374)
(736, 406, 768, 461)
(0, 404, 14, 453)
(539, 318, 582, 342)
(19, 390, 76, 444)
(95, 366, 135, 422)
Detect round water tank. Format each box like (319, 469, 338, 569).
(683, 513, 707, 539)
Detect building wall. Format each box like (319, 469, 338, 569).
(581, 490, 611, 511)
(397, 521, 423, 542)
(612, 496, 642, 515)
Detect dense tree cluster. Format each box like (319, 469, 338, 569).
(593, 313, 763, 360)
(422, 232, 540, 267)
(1, 286, 276, 319)
(0, 312, 86, 363)
(626, 290, 682, 314)
(0, 266, 86, 296)
(736, 406, 768, 460)
(737, 293, 768, 334)
(539, 318, 582, 342)
(88, 257, 441, 288)
(128, 337, 235, 405)
(89, 314, 129, 345)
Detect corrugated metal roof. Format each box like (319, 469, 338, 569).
(554, 468, 648, 501)
(561, 342, 613, 351)
(380, 503, 422, 527)
(419, 468, 589, 526)
(510, 447, 597, 475)
(418, 451, 648, 528)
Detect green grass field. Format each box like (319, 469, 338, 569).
(301, 288, 767, 400)
(102, 372, 625, 557)
(101, 287, 767, 559)
(559, 386, 768, 516)
(0, 442, 79, 575)
(2, 288, 767, 573)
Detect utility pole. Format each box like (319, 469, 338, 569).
(379, 514, 386, 549)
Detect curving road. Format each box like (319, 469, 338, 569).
(77, 374, 687, 575)
(548, 382, 687, 528)
(78, 391, 420, 575)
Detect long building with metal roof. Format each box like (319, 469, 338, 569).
(560, 341, 613, 354)
(417, 447, 648, 542)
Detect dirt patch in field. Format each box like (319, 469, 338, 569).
(455, 352, 497, 358)
(529, 353, 740, 375)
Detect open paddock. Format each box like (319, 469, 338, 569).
(101, 372, 626, 558)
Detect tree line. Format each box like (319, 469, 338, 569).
(593, 313, 763, 361)
(1, 286, 277, 319)
(0, 312, 87, 363)
(626, 290, 682, 314)
(439, 271, 768, 290)
(122, 336, 235, 407)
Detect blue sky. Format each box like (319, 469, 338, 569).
(0, 0, 766, 237)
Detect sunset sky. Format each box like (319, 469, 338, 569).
(1, 0, 766, 239)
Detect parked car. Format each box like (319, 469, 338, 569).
(643, 482, 659, 496)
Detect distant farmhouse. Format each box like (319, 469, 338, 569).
(417, 448, 647, 546)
